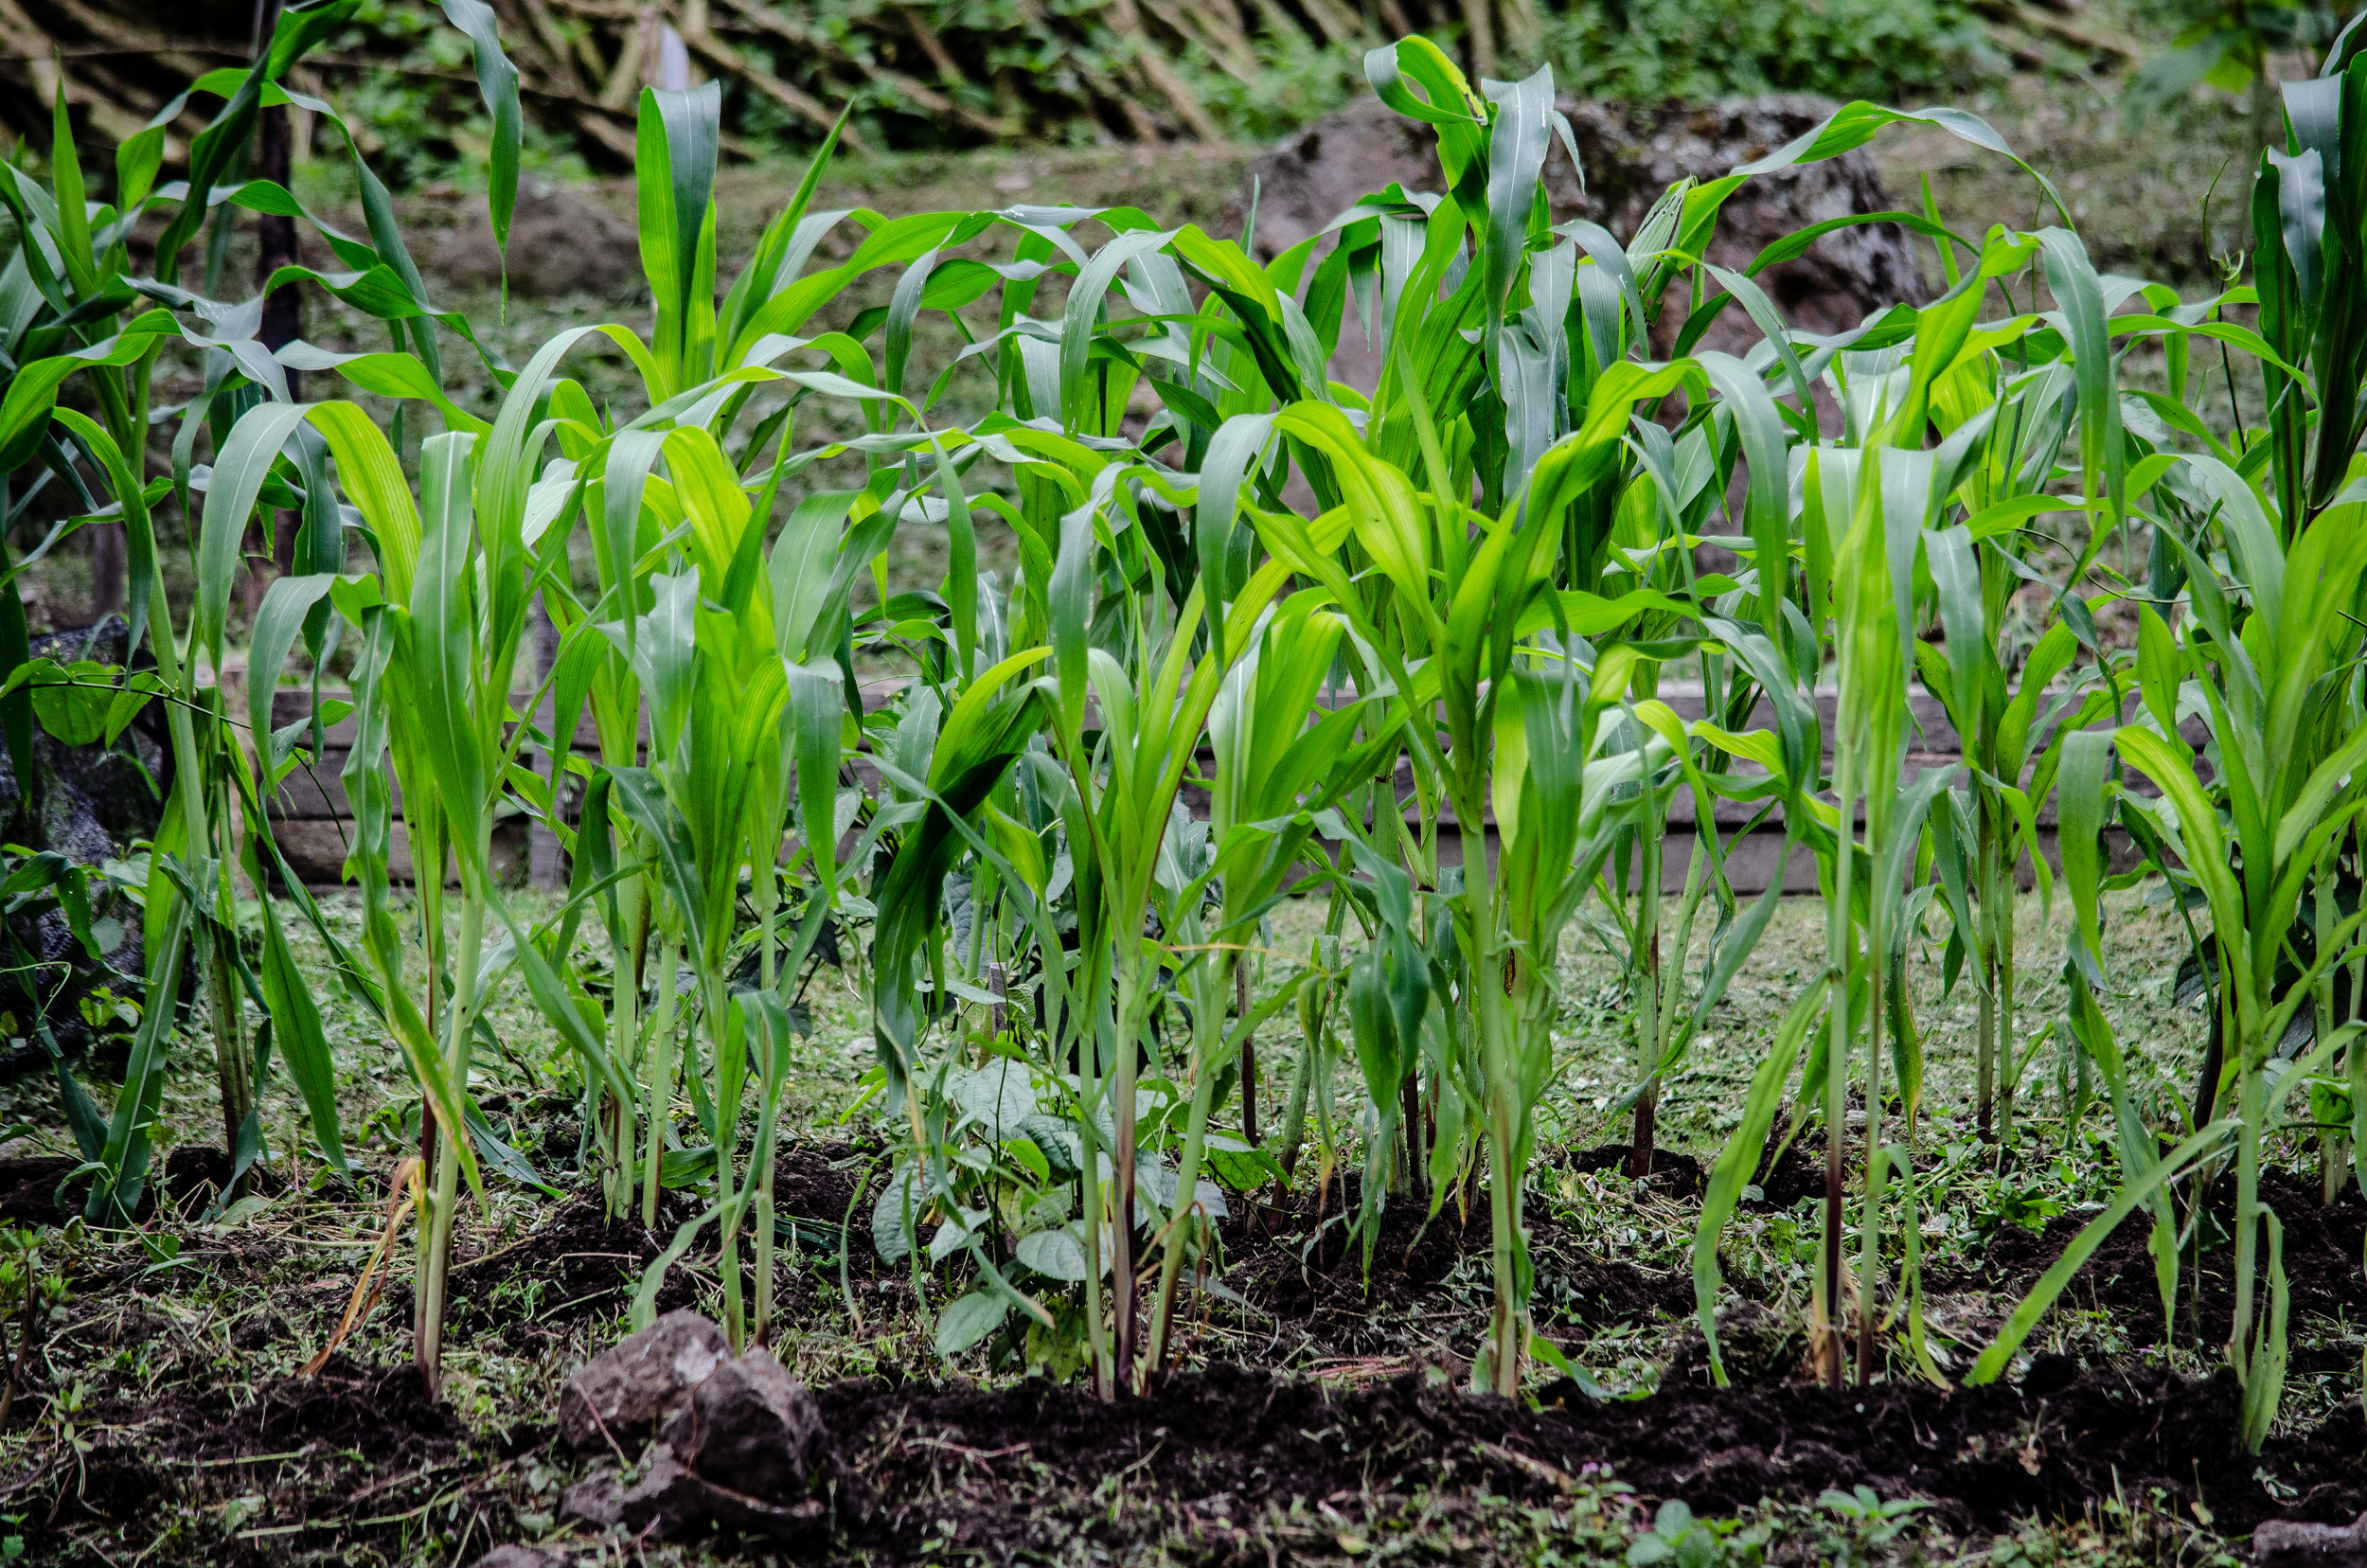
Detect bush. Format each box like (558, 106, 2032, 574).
(1536, 0, 2001, 106)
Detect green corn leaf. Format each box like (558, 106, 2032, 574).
(413, 431, 490, 876)
(606, 766, 709, 965)
(772, 490, 861, 665)
(1060, 230, 1174, 434)
(247, 574, 341, 781)
(2056, 728, 2112, 984)
(88, 893, 190, 1221)
(1698, 353, 1795, 634)
(1967, 1122, 2234, 1384)
(1482, 66, 1555, 322)
(718, 108, 847, 357)
(1694, 972, 1824, 1386)
(45, 75, 99, 301)
(439, 0, 521, 257)
(931, 441, 978, 677)
(2037, 229, 2127, 549)
(257, 894, 349, 1178)
(197, 401, 315, 679)
(151, 0, 361, 280)
(637, 84, 721, 393)
(46, 408, 163, 682)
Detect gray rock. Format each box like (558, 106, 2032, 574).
(614, 1443, 707, 1533)
(685, 1475, 831, 1545)
(1245, 95, 1929, 392)
(658, 1348, 833, 1504)
(557, 1310, 731, 1452)
(558, 1469, 626, 1528)
(2255, 1512, 2367, 1568)
(569, 1439, 830, 1546)
(465, 1548, 569, 1568)
(560, 1347, 843, 1545)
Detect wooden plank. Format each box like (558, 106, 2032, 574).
(260, 681, 2170, 895)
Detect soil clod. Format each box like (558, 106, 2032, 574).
(557, 1312, 841, 1546)
(559, 1307, 731, 1452)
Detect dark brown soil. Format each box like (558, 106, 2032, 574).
(1567, 1141, 1708, 1199)
(1219, 1178, 1692, 1363)
(801, 1362, 2367, 1562)
(157, 1144, 236, 1215)
(0, 1146, 275, 1232)
(1560, 1136, 1828, 1210)
(418, 1195, 703, 1347)
(0, 1155, 76, 1226)
(36, 1355, 515, 1565)
(41, 1350, 2367, 1566)
(1747, 1137, 1830, 1209)
(1931, 1166, 2367, 1350)
(391, 1143, 886, 1348)
(772, 1141, 884, 1257)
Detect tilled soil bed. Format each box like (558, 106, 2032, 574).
(809, 1362, 2367, 1560)
(18, 1142, 2365, 1566)
(37, 1354, 2365, 1565)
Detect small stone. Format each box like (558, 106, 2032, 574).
(659, 1348, 832, 1503)
(466, 1548, 568, 1568)
(558, 1310, 731, 1452)
(558, 1470, 625, 1529)
(614, 1444, 710, 1535)
(2255, 1512, 2367, 1568)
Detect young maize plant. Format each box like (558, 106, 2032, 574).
(2084, 78, 2367, 1452)
(0, 5, 407, 1221)
(16, 0, 2363, 1452)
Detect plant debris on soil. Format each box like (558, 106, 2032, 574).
(2, 898, 2354, 1568)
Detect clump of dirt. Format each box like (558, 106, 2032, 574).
(403, 1193, 703, 1348)
(1931, 1165, 2367, 1350)
(0, 1147, 283, 1232)
(1746, 1135, 1828, 1208)
(772, 1141, 880, 1248)
(789, 1362, 2365, 1562)
(427, 187, 640, 297)
(1567, 1142, 1708, 1200)
(1561, 1136, 1826, 1210)
(1657, 1301, 1812, 1389)
(157, 1145, 237, 1216)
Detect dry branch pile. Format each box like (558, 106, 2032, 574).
(0, 0, 1550, 160)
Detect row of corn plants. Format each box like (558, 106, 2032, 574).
(5, 0, 2364, 1442)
